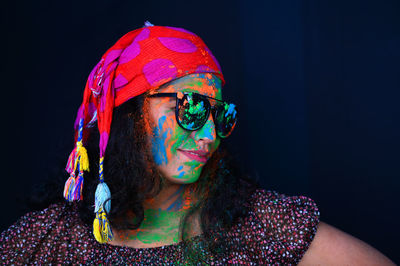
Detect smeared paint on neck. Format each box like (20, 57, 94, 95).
(115, 185, 197, 245)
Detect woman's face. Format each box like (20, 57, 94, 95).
(147, 73, 222, 184)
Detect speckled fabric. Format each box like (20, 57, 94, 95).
(0, 189, 319, 265)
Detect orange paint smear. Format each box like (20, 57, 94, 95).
(164, 117, 176, 160)
(192, 164, 202, 173)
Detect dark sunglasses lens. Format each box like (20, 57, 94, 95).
(177, 93, 210, 130)
(215, 103, 237, 138)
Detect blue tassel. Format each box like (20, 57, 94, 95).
(72, 172, 84, 201)
(144, 21, 154, 27)
(95, 182, 111, 214)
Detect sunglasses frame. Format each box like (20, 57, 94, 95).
(149, 91, 237, 138)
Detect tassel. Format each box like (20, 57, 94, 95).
(63, 174, 75, 201)
(93, 208, 114, 243)
(93, 157, 113, 243)
(144, 21, 154, 27)
(71, 171, 84, 201)
(95, 182, 111, 213)
(65, 147, 77, 174)
(64, 118, 89, 202)
(76, 141, 89, 172)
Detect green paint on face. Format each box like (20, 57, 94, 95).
(183, 161, 202, 180)
(170, 125, 191, 156)
(149, 73, 223, 185)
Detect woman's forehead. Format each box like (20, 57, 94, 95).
(156, 73, 222, 99)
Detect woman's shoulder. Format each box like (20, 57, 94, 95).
(249, 188, 320, 221)
(1, 201, 71, 243)
(248, 188, 320, 236)
(243, 188, 320, 264)
(0, 201, 93, 264)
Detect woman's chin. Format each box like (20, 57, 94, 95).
(165, 175, 200, 185)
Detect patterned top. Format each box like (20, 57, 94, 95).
(0, 189, 319, 265)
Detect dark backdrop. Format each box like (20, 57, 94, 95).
(2, 0, 399, 263)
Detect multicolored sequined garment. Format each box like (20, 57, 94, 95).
(0, 189, 319, 265)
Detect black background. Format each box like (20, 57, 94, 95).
(2, 0, 399, 263)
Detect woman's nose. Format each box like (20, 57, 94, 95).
(193, 112, 217, 143)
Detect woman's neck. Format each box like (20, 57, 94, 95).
(144, 182, 194, 211)
(110, 183, 200, 248)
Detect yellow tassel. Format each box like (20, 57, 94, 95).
(78, 145, 90, 171)
(93, 212, 103, 243)
(75, 141, 90, 172)
(93, 208, 113, 243)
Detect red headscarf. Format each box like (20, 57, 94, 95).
(63, 22, 225, 243)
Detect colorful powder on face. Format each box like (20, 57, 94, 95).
(169, 125, 192, 156)
(178, 171, 185, 178)
(183, 161, 202, 178)
(195, 117, 216, 141)
(149, 73, 224, 184)
(151, 115, 171, 165)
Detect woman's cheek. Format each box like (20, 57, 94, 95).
(165, 115, 183, 160)
(211, 138, 221, 153)
(151, 115, 172, 165)
(151, 111, 175, 166)
(169, 123, 191, 156)
(170, 126, 196, 180)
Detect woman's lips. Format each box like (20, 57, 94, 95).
(178, 149, 209, 163)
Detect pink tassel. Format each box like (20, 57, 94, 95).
(63, 174, 76, 201)
(65, 147, 78, 174)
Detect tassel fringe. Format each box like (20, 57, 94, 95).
(63, 172, 85, 202)
(65, 148, 77, 174)
(95, 182, 111, 213)
(71, 172, 84, 201)
(76, 141, 89, 172)
(93, 208, 114, 243)
(93, 156, 112, 243)
(63, 174, 75, 201)
(63, 130, 89, 202)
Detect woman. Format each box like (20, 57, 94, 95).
(0, 22, 394, 265)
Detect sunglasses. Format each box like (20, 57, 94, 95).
(149, 91, 237, 138)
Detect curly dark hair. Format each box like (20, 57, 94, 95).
(28, 91, 260, 263)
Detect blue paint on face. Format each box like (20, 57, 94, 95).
(200, 73, 221, 89)
(151, 115, 170, 165)
(177, 166, 183, 171)
(196, 117, 215, 141)
(178, 171, 185, 178)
